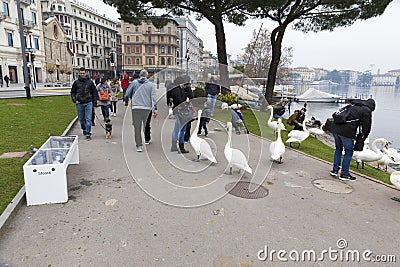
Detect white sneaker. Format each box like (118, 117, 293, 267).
(136, 146, 143, 152)
(145, 140, 151, 145)
(113, 113, 117, 117)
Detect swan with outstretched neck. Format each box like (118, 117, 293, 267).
(224, 122, 252, 175)
(269, 118, 285, 163)
(267, 105, 286, 135)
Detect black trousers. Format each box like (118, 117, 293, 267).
(145, 111, 152, 142)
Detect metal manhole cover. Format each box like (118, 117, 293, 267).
(313, 179, 353, 194)
(225, 181, 269, 199)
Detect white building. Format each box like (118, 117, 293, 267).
(1, 0, 46, 85)
(41, 0, 118, 79)
(174, 17, 202, 75)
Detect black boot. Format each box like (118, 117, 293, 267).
(171, 141, 178, 152)
(178, 143, 189, 154)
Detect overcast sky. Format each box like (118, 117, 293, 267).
(94, 0, 400, 74)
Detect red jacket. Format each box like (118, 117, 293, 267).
(121, 78, 129, 90)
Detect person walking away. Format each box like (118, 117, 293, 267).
(124, 69, 157, 152)
(70, 67, 97, 140)
(205, 76, 221, 116)
(287, 107, 307, 130)
(109, 78, 121, 116)
(4, 75, 10, 87)
(272, 98, 288, 119)
(120, 74, 130, 100)
(166, 75, 194, 153)
(197, 102, 212, 136)
(330, 99, 375, 181)
(96, 77, 111, 122)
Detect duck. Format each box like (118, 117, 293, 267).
(307, 124, 324, 139)
(224, 122, 252, 175)
(285, 119, 309, 148)
(190, 109, 217, 163)
(353, 138, 386, 169)
(267, 105, 286, 135)
(390, 171, 400, 202)
(269, 118, 285, 163)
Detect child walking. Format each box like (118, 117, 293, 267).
(197, 102, 212, 136)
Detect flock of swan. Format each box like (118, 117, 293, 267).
(185, 103, 400, 193)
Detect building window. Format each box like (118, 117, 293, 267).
(135, 26, 139, 32)
(31, 12, 36, 24)
(126, 46, 131, 53)
(58, 6, 62, 11)
(161, 57, 165, 65)
(167, 27, 171, 34)
(34, 37, 39, 50)
(135, 46, 140, 53)
(7, 32, 13, 46)
(167, 46, 171, 54)
(148, 36, 151, 43)
(136, 57, 140, 64)
(77, 58, 80, 65)
(3, 2, 9, 16)
(126, 27, 130, 32)
(147, 26, 151, 33)
(127, 36, 130, 42)
(148, 58, 153, 65)
(161, 46, 165, 53)
(136, 36, 139, 42)
(147, 46, 152, 54)
(126, 57, 131, 65)
(167, 57, 171, 65)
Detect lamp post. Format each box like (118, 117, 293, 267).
(185, 48, 189, 75)
(155, 29, 160, 89)
(17, 0, 31, 99)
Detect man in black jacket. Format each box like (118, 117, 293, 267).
(205, 76, 220, 116)
(330, 99, 375, 181)
(71, 67, 98, 140)
(166, 75, 194, 153)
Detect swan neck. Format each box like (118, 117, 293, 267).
(227, 126, 232, 147)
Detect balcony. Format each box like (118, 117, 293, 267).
(76, 50, 86, 55)
(91, 53, 101, 58)
(75, 37, 86, 43)
(0, 12, 6, 20)
(23, 19, 35, 28)
(62, 22, 71, 28)
(92, 41, 100, 46)
(21, 0, 32, 5)
(66, 34, 72, 40)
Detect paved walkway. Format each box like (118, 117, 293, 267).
(0, 95, 399, 266)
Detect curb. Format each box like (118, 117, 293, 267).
(0, 116, 78, 238)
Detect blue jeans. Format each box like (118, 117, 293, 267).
(207, 94, 217, 116)
(100, 105, 110, 120)
(273, 114, 282, 119)
(333, 132, 354, 174)
(172, 117, 187, 144)
(76, 102, 93, 137)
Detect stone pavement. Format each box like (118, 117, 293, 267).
(0, 96, 399, 266)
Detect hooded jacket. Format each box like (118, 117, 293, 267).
(331, 99, 375, 139)
(71, 76, 97, 105)
(124, 77, 157, 111)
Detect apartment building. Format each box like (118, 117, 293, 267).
(120, 17, 180, 75)
(1, 0, 46, 85)
(41, 0, 118, 79)
(291, 67, 315, 83)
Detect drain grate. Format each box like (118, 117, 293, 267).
(225, 181, 269, 199)
(313, 179, 353, 194)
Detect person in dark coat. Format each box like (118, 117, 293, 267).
(272, 98, 288, 119)
(71, 67, 98, 140)
(166, 75, 193, 153)
(287, 108, 306, 130)
(330, 99, 376, 181)
(205, 76, 220, 116)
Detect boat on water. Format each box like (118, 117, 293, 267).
(296, 88, 341, 103)
(311, 80, 339, 85)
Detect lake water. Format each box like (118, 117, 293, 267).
(287, 84, 400, 150)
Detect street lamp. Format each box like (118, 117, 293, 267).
(155, 29, 160, 89)
(185, 47, 189, 75)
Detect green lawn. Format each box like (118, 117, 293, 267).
(213, 108, 390, 184)
(0, 96, 76, 214)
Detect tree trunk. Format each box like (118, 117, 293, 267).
(265, 25, 286, 105)
(213, 17, 230, 94)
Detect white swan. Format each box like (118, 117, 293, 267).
(353, 138, 386, 169)
(390, 171, 400, 202)
(286, 119, 309, 148)
(230, 103, 242, 109)
(384, 146, 400, 164)
(267, 105, 286, 134)
(221, 102, 229, 110)
(190, 110, 217, 163)
(269, 118, 285, 163)
(390, 171, 400, 189)
(224, 122, 252, 174)
(377, 150, 395, 172)
(307, 124, 324, 139)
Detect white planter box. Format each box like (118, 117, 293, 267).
(23, 136, 79, 206)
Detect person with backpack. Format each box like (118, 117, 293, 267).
(109, 78, 121, 116)
(287, 108, 306, 130)
(329, 99, 376, 181)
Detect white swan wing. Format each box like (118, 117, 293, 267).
(199, 140, 217, 163)
(231, 148, 252, 174)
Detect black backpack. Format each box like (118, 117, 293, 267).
(332, 104, 359, 124)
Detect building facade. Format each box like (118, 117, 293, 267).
(1, 0, 46, 85)
(120, 18, 180, 75)
(42, 0, 118, 79)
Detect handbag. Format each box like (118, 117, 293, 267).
(99, 86, 110, 101)
(354, 126, 364, 151)
(176, 101, 195, 124)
